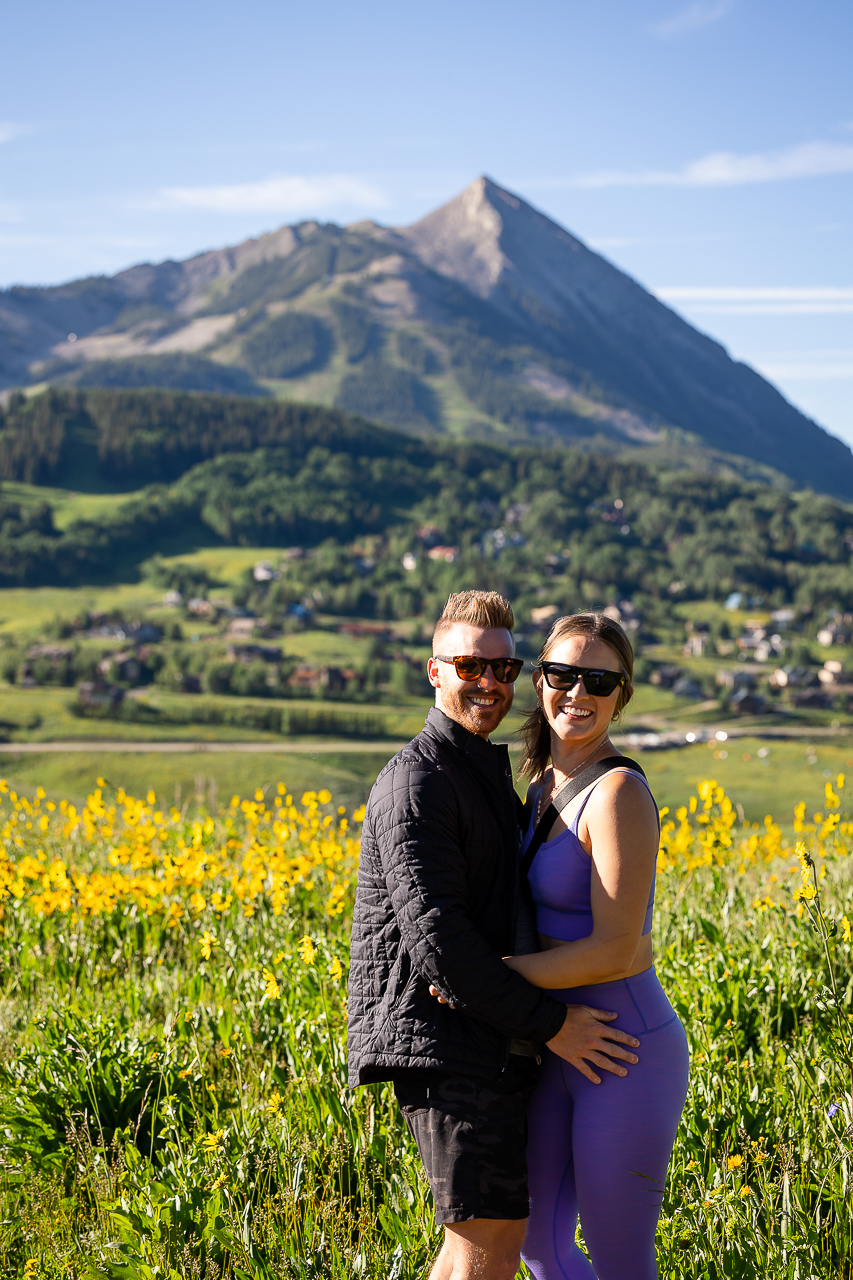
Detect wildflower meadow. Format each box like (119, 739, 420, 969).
(0, 769, 850, 1279)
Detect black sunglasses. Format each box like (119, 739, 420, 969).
(537, 662, 625, 697)
(434, 655, 525, 684)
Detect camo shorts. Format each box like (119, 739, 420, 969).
(393, 1056, 540, 1225)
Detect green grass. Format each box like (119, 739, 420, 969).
(0, 747, 389, 811)
(0, 771, 850, 1276)
(641, 736, 853, 824)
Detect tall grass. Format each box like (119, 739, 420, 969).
(0, 774, 849, 1278)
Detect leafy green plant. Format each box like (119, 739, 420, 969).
(0, 1010, 196, 1172)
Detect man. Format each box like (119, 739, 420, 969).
(348, 591, 639, 1280)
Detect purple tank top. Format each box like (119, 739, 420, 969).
(522, 768, 658, 942)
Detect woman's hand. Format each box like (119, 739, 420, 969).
(428, 983, 456, 1009)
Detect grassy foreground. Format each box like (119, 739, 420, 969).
(0, 771, 850, 1278)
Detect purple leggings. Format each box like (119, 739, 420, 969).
(522, 968, 689, 1280)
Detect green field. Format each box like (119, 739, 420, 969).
(0, 731, 847, 823)
(0, 766, 850, 1276)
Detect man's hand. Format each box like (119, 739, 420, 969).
(429, 984, 456, 1008)
(546, 1005, 639, 1084)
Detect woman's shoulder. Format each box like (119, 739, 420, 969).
(586, 765, 658, 817)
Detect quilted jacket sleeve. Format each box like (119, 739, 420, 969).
(373, 763, 566, 1044)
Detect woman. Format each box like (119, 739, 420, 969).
(511, 612, 689, 1280)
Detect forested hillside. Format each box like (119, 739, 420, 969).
(0, 388, 852, 621)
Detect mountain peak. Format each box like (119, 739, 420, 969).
(395, 175, 517, 297)
(2, 176, 852, 497)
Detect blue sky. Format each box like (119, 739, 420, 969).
(3, 0, 852, 442)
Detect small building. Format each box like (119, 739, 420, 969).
(730, 688, 766, 715)
(792, 689, 831, 709)
(227, 644, 283, 665)
(717, 668, 756, 691)
(227, 617, 258, 639)
(290, 666, 321, 693)
(77, 681, 125, 711)
(671, 675, 705, 701)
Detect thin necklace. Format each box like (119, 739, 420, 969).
(535, 730, 612, 827)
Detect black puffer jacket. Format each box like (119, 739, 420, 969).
(348, 707, 566, 1086)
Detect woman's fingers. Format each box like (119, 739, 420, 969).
(428, 983, 455, 1008)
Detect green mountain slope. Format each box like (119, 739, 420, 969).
(2, 179, 851, 497)
(0, 388, 852, 621)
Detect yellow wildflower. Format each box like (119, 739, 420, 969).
(727, 1155, 743, 1169)
(200, 930, 218, 960)
(266, 1089, 283, 1114)
(328, 956, 344, 982)
(297, 935, 316, 965)
(262, 968, 281, 1001)
(209, 1172, 227, 1191)
(739, 1185, 751, 1197)
(201, 1129, 225, 1151)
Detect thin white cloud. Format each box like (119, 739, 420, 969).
(588, 232, 726, 250)
(571, 139, 853, 189)
(656, 286, 853, 315)
(653, 1, 733, 37)
(0, 122, 28, 146)
(157, 173, 388, 216)
(755, 355, 853, 380)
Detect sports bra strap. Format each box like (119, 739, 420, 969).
(520, 756, 646, 881)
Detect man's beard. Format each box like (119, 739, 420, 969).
(440, 683, 513, 737)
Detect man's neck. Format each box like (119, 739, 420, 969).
(433, 703, 491, 741)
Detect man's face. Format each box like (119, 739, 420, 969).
(427, 623, 516, 739)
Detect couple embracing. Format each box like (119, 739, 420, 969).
(348, 591, 689, 1279)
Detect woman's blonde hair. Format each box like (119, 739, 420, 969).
(518, 612, 635, 781)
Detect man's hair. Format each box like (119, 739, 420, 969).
(432, 591, 515, 652)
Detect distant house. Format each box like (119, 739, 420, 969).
(683, 633, 708, 657)
(25, 643, 73, 664)
(320, 666, 348, 693)
(339, 623, 390, 640)
(290, 666, 321, 693)
(77, 681, 124, 711)
(716, 668, 756, 691)
(770, 665, 817, 690)
(253, 561, 280, 582)
(671, 675, 705, 701)
(792, 689, 831, 709)
(187, 598, 215, 618)
(97, 651, 143, 684)
(730, 688, 765, 715)
(227, 617, 258, 639)
(649, 664, 682, 689)
(227, 644, 283, 665)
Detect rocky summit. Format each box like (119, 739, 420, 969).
(2, 176, 851, 496)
